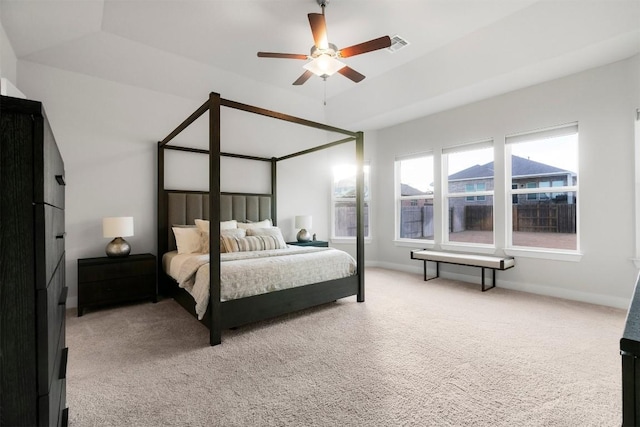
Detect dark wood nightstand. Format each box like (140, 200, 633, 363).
(77, 253, 157, 316)
(287, 240, 329, 247)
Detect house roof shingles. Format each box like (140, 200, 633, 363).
(448, 155, 573, 181)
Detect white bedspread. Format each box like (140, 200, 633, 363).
(164, 246, 357, 320)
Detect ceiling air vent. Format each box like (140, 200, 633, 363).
(387, 35, 409, 53)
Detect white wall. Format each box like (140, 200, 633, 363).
(372, 54, 640, 308)
(0, 20, 17, 90)
(16, 60, 335, 308)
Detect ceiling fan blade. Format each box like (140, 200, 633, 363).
(338, 36, 392, 58)
(308, 13, 328, 49)
(338, 66, 365, 83)
(258, 52, 308, 60)
(293, 70, 314, 86)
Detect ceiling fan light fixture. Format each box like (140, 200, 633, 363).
(303, 55, 345, 78)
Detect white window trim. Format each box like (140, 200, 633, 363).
(394, 153, 435, 243)
(442, 141, 495, 247)
(505, 123, 580, 256)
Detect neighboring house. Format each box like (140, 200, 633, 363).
(447, 155, 577, 233)
(448, 155, 576, 204)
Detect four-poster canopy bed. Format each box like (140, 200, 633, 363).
(157, 92, 365, 346)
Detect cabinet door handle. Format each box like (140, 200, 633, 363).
(56, 232, 66, 239)
(55, 175, 66, 186)
(58, 287, 68, 305)
(59, 347, 69, 379)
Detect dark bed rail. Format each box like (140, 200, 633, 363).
(621, 273, 640, 426)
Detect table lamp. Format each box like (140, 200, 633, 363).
(103, 216, 134, 257)
(295, 215, 312, 242)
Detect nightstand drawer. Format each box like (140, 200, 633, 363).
(78, 258, 155, 283)
(77, 254, 157, 316)
(79, 275, 155, 306)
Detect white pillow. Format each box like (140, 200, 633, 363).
(194, 219, 237, 231)
(238, 219, 272, 230)
(172, 227, 202, 254)
(221, 220, 237, 230)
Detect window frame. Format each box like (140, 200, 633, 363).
(442, 140, 495, 249)
(330, 163, 371, 241)
(505, 122, 580, 257)
(394, 153, 435, 244)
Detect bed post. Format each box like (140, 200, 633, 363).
(157, 144, 167, 294)
(209, 92, 222, 346)
(356, 131, 365, 302)
(271, 157, 277, 225)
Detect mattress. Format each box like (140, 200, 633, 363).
(162, 245, 357, 319)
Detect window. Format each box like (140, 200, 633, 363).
(331, 164, 370, 239)
(507, 123, 578, 251)
(395, 154, 434, 240)
(443, 141, 494, 245)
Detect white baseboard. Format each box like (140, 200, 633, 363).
(365, 260, 630, 309)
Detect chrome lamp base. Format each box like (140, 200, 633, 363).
(296, 229, 311, 242)
(105, 237, 131, 257)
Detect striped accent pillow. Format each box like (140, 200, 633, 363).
(220, 235, 286, 253)
(246, 227, 287, 249)
(219, 228, 246, 253)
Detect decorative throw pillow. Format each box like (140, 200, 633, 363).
(237, 219, 272, 230)
(220, 235, 284, 253)
(219, 228, 246, 253)
(246, 227, 287, 249)
(172, 226, 202, 254)
(195, 219, 209, 232)
(200, 231, 210, 254)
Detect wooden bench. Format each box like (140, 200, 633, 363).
(410, 249, 515, 291)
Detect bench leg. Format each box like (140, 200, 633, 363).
(423, 260, 440, 281)
(481, 268, 496, 292)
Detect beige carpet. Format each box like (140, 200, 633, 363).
(66, 268, 625, 426)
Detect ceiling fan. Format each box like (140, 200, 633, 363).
(257, 0, 391, 86)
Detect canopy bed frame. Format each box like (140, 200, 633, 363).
(158, 92, 365, 346)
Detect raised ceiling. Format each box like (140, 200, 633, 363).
(1, 0, 639, 130)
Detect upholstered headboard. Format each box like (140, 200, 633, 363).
(164, 191, 273, 252)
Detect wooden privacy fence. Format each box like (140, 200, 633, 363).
(400, 205, 434, 239)
(458, 204, 576, 233)
(512, 204, 576, 233)
(334, 203, 369, 237)
(464, 205, 493, 231)
(399, 203, 576, 236)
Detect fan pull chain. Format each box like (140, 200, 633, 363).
(323, 79, 327, 106)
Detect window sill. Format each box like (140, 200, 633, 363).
(504, 247, 583, 262)
(393, 239, 435, 249)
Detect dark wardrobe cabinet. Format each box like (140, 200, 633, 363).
(0, 95, 68, 426)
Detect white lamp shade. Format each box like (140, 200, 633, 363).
(103, 217, 134, 238)
(295, 215, 312, 229)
